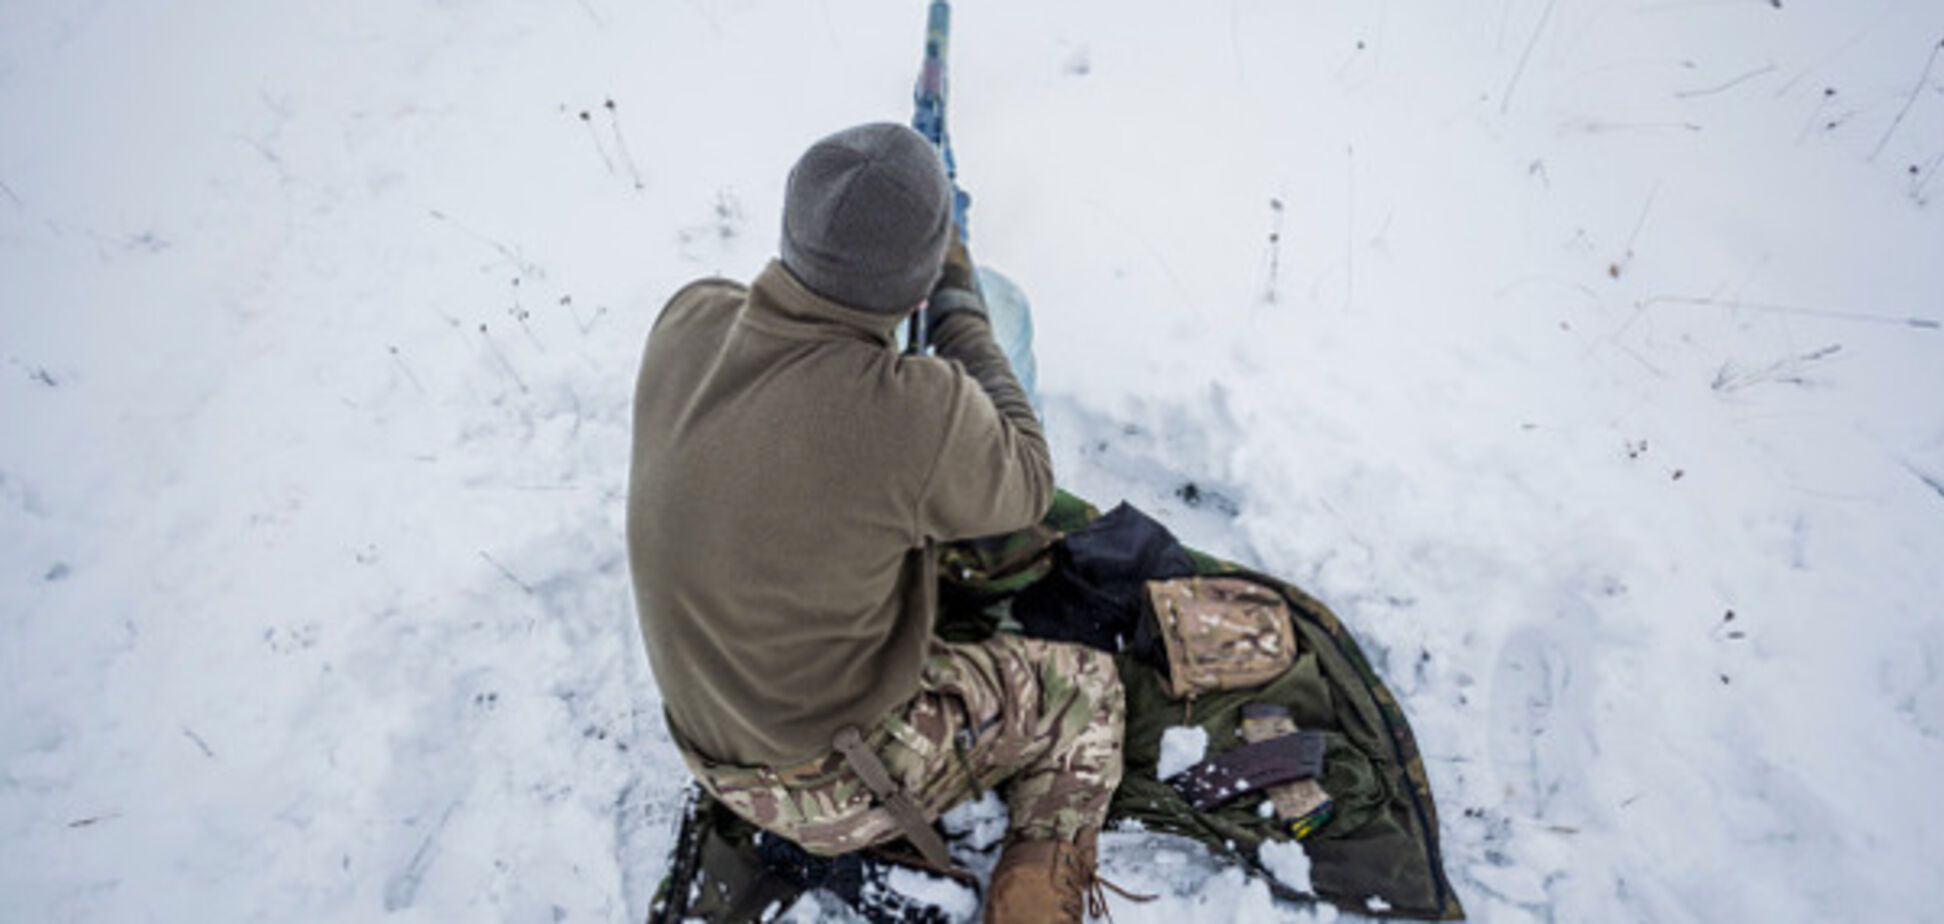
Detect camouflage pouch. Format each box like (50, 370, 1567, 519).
(1145, 576, 1298, 700)
(939, 524, 1064, 596)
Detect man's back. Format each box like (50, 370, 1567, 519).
(628, 261, 1051, 766)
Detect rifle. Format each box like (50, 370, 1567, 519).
(908, 0, 971, 354)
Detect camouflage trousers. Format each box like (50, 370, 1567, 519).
(682, 634, 1124, 853)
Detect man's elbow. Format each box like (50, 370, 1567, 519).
(1017, 434, 1056, 524)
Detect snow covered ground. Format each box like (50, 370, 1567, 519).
(4, 0, 1942, 920)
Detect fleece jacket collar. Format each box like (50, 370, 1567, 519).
(742, 260, 907, 350)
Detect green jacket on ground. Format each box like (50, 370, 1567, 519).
(627, 261, 1052, 767)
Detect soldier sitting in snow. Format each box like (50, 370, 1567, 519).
(627, 122, 1125, 923)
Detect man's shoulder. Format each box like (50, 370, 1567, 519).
(653, 277, 749, 333)
(670, 276, 748, 302)
(842, 352, 990, 462)
(873, 350, 975, 410)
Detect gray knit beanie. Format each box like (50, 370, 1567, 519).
(780, 123, 953, 315)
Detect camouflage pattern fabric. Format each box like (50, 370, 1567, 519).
(654, 489, 1463, 921)
(682, 633, 1124, 855)
(1146, 576, 1299, 698)
(1112, 568, 1464, 920)
(947, 491, 1464, 920)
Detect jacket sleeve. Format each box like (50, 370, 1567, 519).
(912, 312, 1055, 542)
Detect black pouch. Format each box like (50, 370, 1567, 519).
(1012, 503, 1197, 653)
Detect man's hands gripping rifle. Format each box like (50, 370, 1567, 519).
(926, 227, 987, 343)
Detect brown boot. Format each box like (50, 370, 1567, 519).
(983, 828, 1152, 923)
(984, 833, 1091, 924)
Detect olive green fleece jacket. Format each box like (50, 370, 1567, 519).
(627, 261, 1053, 767)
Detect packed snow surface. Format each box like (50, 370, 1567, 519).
(5, 1, 1943, 922)
(1259, 839, 1315, 896)
(1157, 725, 1211, 782)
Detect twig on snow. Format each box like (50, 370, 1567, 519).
(1676, 62, 1777, 99)
(1262, 197, 1285, 304)
(1641, 295, 1939, 330)
(478, 323, 530, 393)
(604, 99, 647, 191)
(1501, 0, 1561, 114)
(1775, 0, 1898, 97)
(385, 801, 461, 912)
(182, 726, 216, 759)
(1796, 87, 1839, 145)
(508, 278, 545, 352)
(579, 109, 616, 174)
(1911, 152, 1944, 204)
(10, 357, 61, 387)
(427, 210, 544, 278)
(1711, 343, 1843, 393)
(480, 551, 536, 595)
(387, 345, 427, 396)
(1610, 183, 1661, 279)
(1081, 198, 1200, 318)
(1905, 463, 1944, 502)
(1870, 39, 1944, 162)
(562, 294, 608, 335)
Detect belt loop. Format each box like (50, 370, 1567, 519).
(832, 725, 955, 871)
